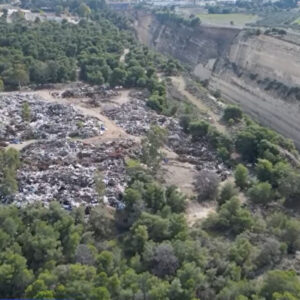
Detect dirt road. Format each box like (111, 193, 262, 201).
(186, 200, 217, 226)
(33, 90, 131, 142)
(120, 49, 129, 63)
(2, 88, 218, 224)
(6, 140, 37, 151)
(171, 76, 227, 134)
(160, 148, 197, 198)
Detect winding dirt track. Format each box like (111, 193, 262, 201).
(3, 88, 217, 223)
(171, 76, 227, 134)
(34, 90, 131, 142)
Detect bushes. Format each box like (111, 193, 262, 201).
(235, 130, 258, 162)
(223, 105, 243, 123)
(179, 115, 191, 133)
(260, 270, 300, 300)
(278, 169, 300, 205)
(235, 124, 279, 163)
(110, 68, 127, 87)
(248, 182, 273, 205)
(195, 170, 219, 202)
(234, 164, 249, 190)
(179, 113, 232, 163)
(256, 159, 274, 183)
(0, 148, 20, 197)
(204, 197, 254, 235)
(218, 181, 238, 205)
(0, 78, 4, 91)
(189, 121, 210, 139)
(155, 10, 201, 27)
(147, 92, 167, 113)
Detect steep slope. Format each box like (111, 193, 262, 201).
(133, 10, 300, 148)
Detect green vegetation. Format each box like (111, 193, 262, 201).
(155, 10, 201, 27)
(237, 0, 298, 10)
(1, 1, 300, 299)
(22, 102, 31, 122)
(253, 11, 300, 29)
(0, 4, 182, 115)
(223, 105, 243, 123)
(234, 164, 249, 190)
(0, 148, 20, 196)
(218, 181, 238, 205)
(141, 125, 167, 172)
(248, 182, 273, 205)
(293, 17, 300, 25)
(196, 13, 257, 26)
(2, 158, 300, 299)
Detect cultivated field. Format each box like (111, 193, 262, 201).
(197, 13, 258, 27)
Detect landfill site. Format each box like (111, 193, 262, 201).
(0, 84, 229, 213)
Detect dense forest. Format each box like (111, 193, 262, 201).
(0, 0, 179, 114)
(1, 0, 300, 299)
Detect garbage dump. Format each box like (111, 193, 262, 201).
(10, 139, 139, 209)
(103, 98, 173, 136)
(0, 89, 229, 210)
(103, 97, 230, 179)
(61, 84, 120, 101)
(0, 94, 104, 142)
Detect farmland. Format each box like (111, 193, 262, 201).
(197, 13, 258, 27)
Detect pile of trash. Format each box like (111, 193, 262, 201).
(103, 97, 230, 179)
(0, 94, 104, 142)
(103, 99, 173, 136)
(168, 131, 230, 180)
(11, 139, 139, 209)
(61, 84, 120, 100)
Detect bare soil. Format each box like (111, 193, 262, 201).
(33, 89, 132, 142)
(160, 148, 197, 198)
(186, 200, 217, 226)
(170, 76, 227, 134)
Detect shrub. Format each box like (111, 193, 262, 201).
(189, 121, 210, 139)
(223, 105, 243, 123)
(218, 182, 238, 205)
(234, 164, 249, 190)
(195, 170, 219, 202)
(248, 182, 273, 205)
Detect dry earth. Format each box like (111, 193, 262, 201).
(170, 76, 227, 134)
(3, 85, 221, 223)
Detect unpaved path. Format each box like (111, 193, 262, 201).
(120, 49, 129, 64)
(171, 76, 227, 134)
(110, 89, 131, 106)
(160, 148, 197, 198)
(210, 74, 300, 150)
(33, 90, 132, 143)
(160, 147, 217, 224)
(6, 140, 37, 151)
(219, 176, 247, 204)
(186, 200, 217, 226)
(3, 88, 218, 224)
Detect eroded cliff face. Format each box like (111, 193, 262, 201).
(134, 10, 240, 79)
(133, 10, 300, 148)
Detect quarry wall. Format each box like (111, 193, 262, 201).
(133, 10, 300, 148)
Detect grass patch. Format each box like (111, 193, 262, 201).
(293, 17, 300, 25)
(197, 13, 258, 27)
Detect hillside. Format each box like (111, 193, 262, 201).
(1, 2, 300, 299)
(133, 9, 300, 148)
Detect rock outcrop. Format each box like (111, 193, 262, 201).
(133, 10, 300, 148)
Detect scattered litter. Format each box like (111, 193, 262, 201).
(103, 97, 230, 179)
(0, 94, 104, 142)
(0, 88, 230, 211)
(8, 139, 139, 209)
